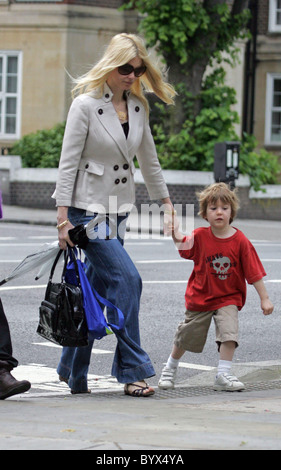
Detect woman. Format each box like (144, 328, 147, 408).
(53, 33, 176, 397)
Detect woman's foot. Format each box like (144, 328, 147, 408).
(59, 375, 68, 384)
(124, 381, 155, 397)
(59, 375, 91, 394)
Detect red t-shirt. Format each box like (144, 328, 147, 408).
(178, 227, 266, 312)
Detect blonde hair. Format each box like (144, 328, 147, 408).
(197, 182, 240, 224)
(71, 33, 176, 114)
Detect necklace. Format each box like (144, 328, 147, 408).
(117, 110, 128, 122)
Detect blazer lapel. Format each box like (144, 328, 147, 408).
(96, 103, 130, 162)
(94, 85, 142, 163)
(126, 96, 141, 155)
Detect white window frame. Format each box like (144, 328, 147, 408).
(265, 73, 281, 146)
(268, 0, 281, 32)
(0, 51, 22, 141)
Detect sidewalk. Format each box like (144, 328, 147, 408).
(1, 205, 281, 450)
(1, 362, 281, 451)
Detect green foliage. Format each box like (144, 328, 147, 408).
(239, 134, 281, 191)
(122, 0, 250, 65)
(123, 0, 280, 189)
(152, 68, 280, 188)
(10, 122, 65, 168)
(152, 68, 239, 170)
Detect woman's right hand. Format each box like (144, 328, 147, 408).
(58, 222, 75, 250)
(57, 207, 75, 250)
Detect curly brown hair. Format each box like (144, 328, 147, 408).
(197, 182, 240, 224)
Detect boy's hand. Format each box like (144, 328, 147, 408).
(261, 298, 274, 316)
(253, 279, 274, 316)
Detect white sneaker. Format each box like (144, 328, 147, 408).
(158, 366, 177, 390)
(214, 373, 245, 392)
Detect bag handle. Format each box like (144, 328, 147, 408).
(64, 246, 82, 288)
(48, 246, 81, 286)
(92, 286, 125, 331)
(48, 249, 63, 281)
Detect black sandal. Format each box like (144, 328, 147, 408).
(124, 382, 155, 397)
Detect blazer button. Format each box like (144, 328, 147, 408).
(122, 177, 127, 184)
(114, 165, 119, 171)
(115, 178, 120, 185)
(85, 164, 89, 169)
(105, 93, 109, 98)
(135, 106, 140, 112)
(123, 163, 129, 170)
(98, 109, 103, 115)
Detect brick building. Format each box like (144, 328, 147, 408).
(0, 0, 137, 151)
(244, 0, 281, 157)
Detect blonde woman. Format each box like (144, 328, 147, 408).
(53, 33, 176, 397)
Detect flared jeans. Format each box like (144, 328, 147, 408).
(57, 207, 155, 392)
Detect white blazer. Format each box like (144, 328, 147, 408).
(53, 83, 169, 214)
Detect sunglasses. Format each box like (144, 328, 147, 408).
(118, 63, 147, 78)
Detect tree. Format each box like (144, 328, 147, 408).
(123, 0, 250, 132)
(122, 0, 280, 187)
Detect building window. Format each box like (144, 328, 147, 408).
(269, 0, 281, 32)
(265, 74, 281, 145)
(0, 52, 22, 140)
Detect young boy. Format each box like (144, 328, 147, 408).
(159, 183, 274, 391)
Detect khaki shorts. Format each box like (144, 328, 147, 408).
(174, 305, 239, 353)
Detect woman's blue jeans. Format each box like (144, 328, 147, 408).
(57, 207, 155, 392)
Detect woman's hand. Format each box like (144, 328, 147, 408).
(58, 222, 75, 250)
(163, 210, 179, 237)
(57, 206, 75, 250)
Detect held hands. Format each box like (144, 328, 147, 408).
(163, 209, 186, 246)
(163, 209, 180, 237)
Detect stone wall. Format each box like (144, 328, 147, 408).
(1, 156, 280, 220)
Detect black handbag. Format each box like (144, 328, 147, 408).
(37, 247, 89, 347)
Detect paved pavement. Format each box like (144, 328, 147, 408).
(1, 205, 281, 451)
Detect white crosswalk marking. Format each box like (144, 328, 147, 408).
(12, 363, 123, 397)
(178, 362, 215, 371)
(32, 341, 114, 354)
(10, 343, 118, 397)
